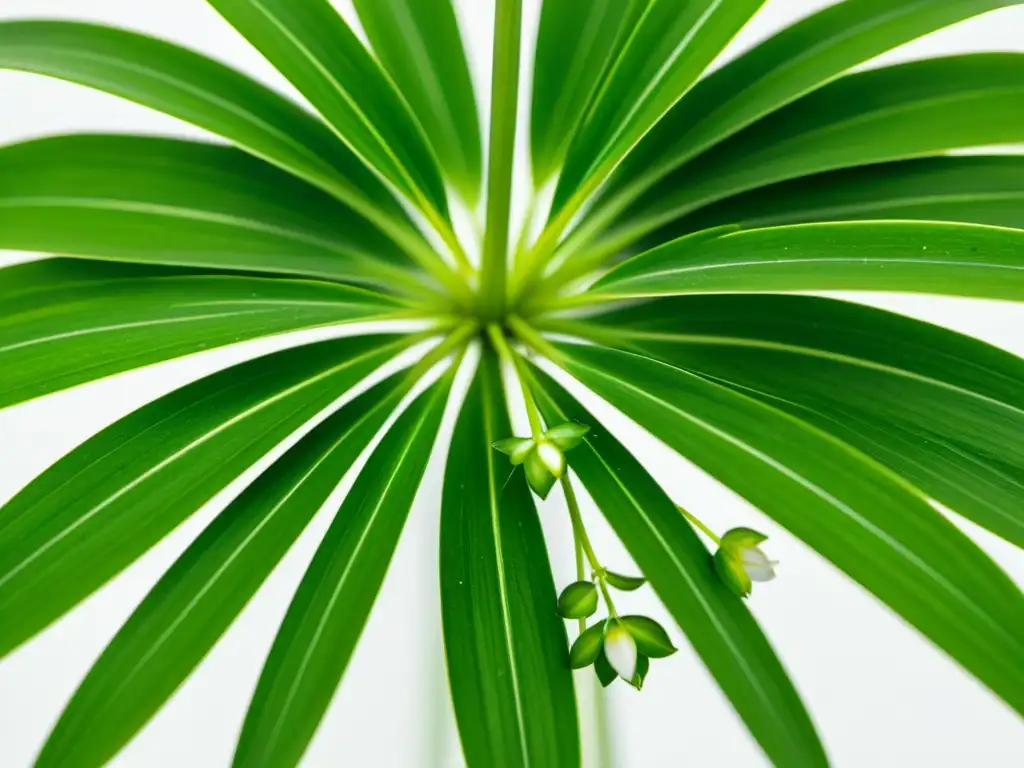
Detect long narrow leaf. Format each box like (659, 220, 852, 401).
(206, 0, 449, 219)
(530, 0, 635, 184)
(34, 370, 411, 768)
(0, 259, 401, 409)
(590, 221, 1024, 302)
(0, 20, 414, 240)
(551, 0, 765, 217)
(0, 135, 425, 291)
(602, 0, 1021, 207)
(654, 156, 1024, 240)
(0, 334, 411, 657)
(233, 367, 456, 768)
(441, 349, 579, 768)
(353, 0, 481, 204)
(552, 341, 1024, 715)
(527, 365, 828, 767)
(601, 53, 1024, 251)
(554, 294, 1024, 547)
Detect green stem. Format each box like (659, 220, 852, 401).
(479, 0, 523, 320)
(678, 505, 721, 545)
(408, 322, 477, 381)
(561, 473, 618, 617)
(486, 323, 543, 439)
(507, 314, 564, 364)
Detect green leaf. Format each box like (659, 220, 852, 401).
(553, 341, 1024, 716)
(548, 0, 763, 212)
(493, 437, 536, 466)
(557, 581, 599, 619)
(530, 0, 636, 183)
(602, 571, 646, 591)
(571, 293, 1024, 547)
(0, 333, 410, 657)
(0, 20, 416, 242)
(594, 649, 616, 687)
(0, 135, 427, 292)
(232, 371, 455, 768)
(551, 0, 765, 217)
(529, 367, 826, 767)
(353, 0, 481, 204)
(569, 622, 606, 669)
(653, 156, 1024, 240)
(631, 653, 650, 690)
(620, 616, 676, 658)
(602, 0, 1022, 208)
(0, 259, 401, 409)
(590, 221, 1024, 302)
(206, 0, 449, 220)
(441, 350, 579, 768)
(602, 53, 1024, 251)
(33, 370, 410, 768)
(544, 421, 591, 451)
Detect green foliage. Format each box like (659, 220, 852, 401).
(2, 0, 1023, 765)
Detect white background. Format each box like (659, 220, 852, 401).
(2, 1, 1024, 765)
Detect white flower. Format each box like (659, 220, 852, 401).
(714, 527, 778, 598)
(602, 621, 637, 682)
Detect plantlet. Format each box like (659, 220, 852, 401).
(1, 0, 1024, 765)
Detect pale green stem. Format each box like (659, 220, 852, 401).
(479, 0, 523, 320)
(561, 473, 618, 617)
(678, 505, 721, 545)
(407, 322, 477, 382)
(486, 323, 543, 439)
(507, 314, 564, 364)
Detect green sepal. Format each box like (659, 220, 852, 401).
(569, 621, 607, 669)
(629, 654, 651, 691)
(544, 421, 590, 451)
(720, 527, 769, 550)
(714, 548, 752, 598)
(557, 581, 599, 619)
(525, 450, 557, 499)
(621, 616, 677, 659)
(604, 571, 647, 591)
(594, 650, 617, 687)
(492, 436, 535, 466)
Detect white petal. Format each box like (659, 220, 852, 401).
(603, 623, 637, 681)
(741, 547, 777, 582)
(536, 441, 565, 477)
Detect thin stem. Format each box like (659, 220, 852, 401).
(678, 505, 721, 545)
(409, 322, 478, 381)
(507, 315, 564, 364)
(486, 323, 543, 439)
(561, 473, 618, 617)
(575, 533, 586, 636)
(479, 0, 523, 320)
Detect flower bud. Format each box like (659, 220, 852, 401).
(557, 581, 599, 619)
(714, 527, 777, 598)
(603, 620, 638, 682)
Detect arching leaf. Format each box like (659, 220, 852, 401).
(0, 334, 411, 657)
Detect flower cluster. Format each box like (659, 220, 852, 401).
(493, 421, 590, 498)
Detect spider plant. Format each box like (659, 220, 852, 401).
(2, 0, 1024, 765)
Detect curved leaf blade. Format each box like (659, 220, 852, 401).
(591, 221, 1024, 301)
(441, 350, 579, 768)
(553, 341, 1024, 715)
(0, 259, 400, 409)
(34, 371, 410, 768)
(529, 0, 635, 184)
(233, 368, 456, 768)
(0, 135, 424, 291)
(655, 156, 1024, 241)
(551, 0, 765, 217)
(527, 365, 828, 767)
(353, 0, 481, 204)
(206, 0, 449, 219)
(0, 20, 413, 237)
(0, 334, 410, 657)
(561, 294, 1024, 547)
(605, 53, 1024, 249)
(604, 0, 1022, 206)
